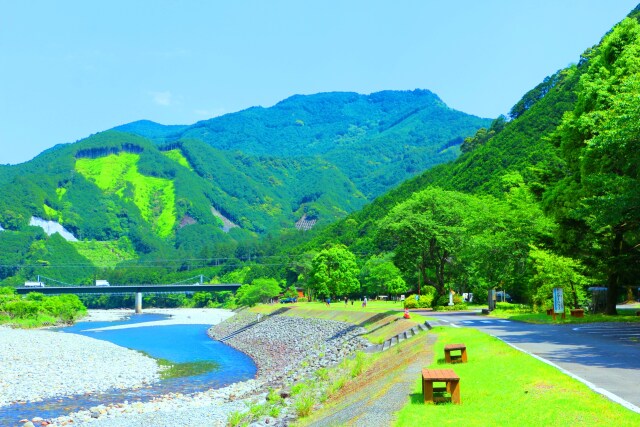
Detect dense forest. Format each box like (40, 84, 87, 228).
(1, 7, 639, 317)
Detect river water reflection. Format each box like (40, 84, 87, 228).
(0, 312, 257, 426)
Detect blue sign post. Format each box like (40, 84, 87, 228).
(552, 287, 565, 320)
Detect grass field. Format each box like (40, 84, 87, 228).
(395, 327, 640, 427)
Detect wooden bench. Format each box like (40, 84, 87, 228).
(422, 369, 461, 404)
(444, 343, 467, 363)
(570, 309, 584, 318)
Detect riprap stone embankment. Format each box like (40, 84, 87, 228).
(208, 312, 371, 386)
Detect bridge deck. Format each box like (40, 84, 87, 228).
(15, 284, 241, 295)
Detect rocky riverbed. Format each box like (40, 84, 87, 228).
(10, 309, 370, 427)
(0, 327, 160, 409)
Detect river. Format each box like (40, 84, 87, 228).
(0, 311, 257, 426)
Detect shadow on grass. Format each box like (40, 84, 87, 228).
(328, 310, 404, 341)
(409, 392, 453, 405)
(409, 392, 424, 404)
(357, 311, 400, 328)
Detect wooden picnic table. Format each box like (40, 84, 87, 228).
(421, 369, 461, 404)
(444, 343, 468, 363)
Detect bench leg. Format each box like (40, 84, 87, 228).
(444, 350, 451, 363)
(449, 380, 461, 404)
(461, 349, 468, 363)
(423, 379, 434, 403)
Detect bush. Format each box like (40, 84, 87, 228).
(298, 297, 308, 302)
(294, 394, 315, 417)
(434, 304, 467, 312)
(315, 367, 329, 381)
(403, 292, 435, 309)
(226, 410, 245, 427)
(404, 297, 418, 309)
(290, 382, 307, 396)
(436, 293, 463, 306)
(495, 302, 532, 313)
(350, 351, 365, 377)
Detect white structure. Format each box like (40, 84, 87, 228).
(95, 280, 110, 287)
(24, 281, 45, 287)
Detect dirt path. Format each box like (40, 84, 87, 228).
(306, 333, 437, 427)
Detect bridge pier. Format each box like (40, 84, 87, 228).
(135, 292, 143, 314)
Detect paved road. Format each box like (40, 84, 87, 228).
(422, 311, 640, 412)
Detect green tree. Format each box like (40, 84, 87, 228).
(528, 246, 589, 310)
(309, 244, 360, 299)
(464, 179, 555, 302)
(378, 187, 470, 296)
(283, 285, 298, 299)
(288, 251, 317, 299)
(360, 254, 408, 298)
(236, 278, 281, 307)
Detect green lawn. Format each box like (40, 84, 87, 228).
(395, 327, 640, 426)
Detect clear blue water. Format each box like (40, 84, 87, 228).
(0, 313, 257, 426)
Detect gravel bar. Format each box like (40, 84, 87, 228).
(0, 326, 160, 408)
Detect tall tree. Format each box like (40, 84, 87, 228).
(528, 246, 589, 310)
(377, 187, 470, 296)
(360, 253, 408, 298)
(309, 244, 360, 299)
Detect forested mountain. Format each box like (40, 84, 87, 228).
(114, 90, 490, 198)
(292, 6, 640, 314)
(0, 90, 488, 287)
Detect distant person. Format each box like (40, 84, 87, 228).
(364, 296, 367, 307)
(344, 296, 348, 305)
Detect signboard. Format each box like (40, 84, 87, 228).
(553, 287, 564, 314)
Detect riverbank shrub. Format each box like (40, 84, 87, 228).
(0, 289, 86, 326)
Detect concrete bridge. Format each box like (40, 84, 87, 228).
(16, 284, 241, 313)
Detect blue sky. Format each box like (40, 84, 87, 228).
(1, 1, 638, 164)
